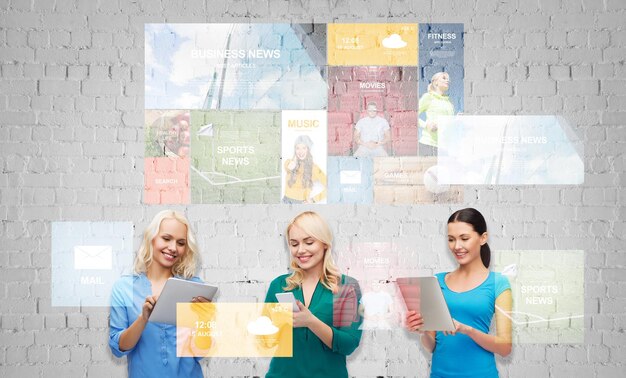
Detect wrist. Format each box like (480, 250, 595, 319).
(463, 324, 473, 335)
(306, 313, 320, 329)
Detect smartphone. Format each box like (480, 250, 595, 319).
(275, 292, 300, 312)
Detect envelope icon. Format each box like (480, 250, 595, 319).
(74, 245, 112, 270)
(340, 170, 361, 185)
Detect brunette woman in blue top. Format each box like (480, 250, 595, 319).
(406, 208, 513, 378)
(109, 210, 209, 377)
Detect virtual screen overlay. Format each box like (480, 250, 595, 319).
(144, 23, 583, 205)
(190, 110, 282, 203)
(493, 250, 584, 344)
(176, 303, 294, 357)
(335, 242, 402, 330)
(437, 116, 584, 186)
(51, 222, 134, 307)
(145, 23, 327, 110)
(50, 223, 584, 347)
(174, 284, 361, 357)
(334, 243, 584, 342)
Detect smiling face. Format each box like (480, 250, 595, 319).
(447, 221, 487, 266)
(295, 143, 309, 160)
(288, 224, 327, 274)
(367, 104, 378, 118)
(435, 73, 450, 92)
(151, 218, 188, 271)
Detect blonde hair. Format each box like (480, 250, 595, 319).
(283, 211, 341, 294)
(428, 72, 449, 93)
(134, 210, 200, 279)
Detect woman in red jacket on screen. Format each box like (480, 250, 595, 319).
(406, 208, 513, 378)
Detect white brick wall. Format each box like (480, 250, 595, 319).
(1, 0, 625, 377)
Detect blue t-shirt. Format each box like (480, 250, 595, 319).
(109, 274, 204, 378)
(431, 271, 510, 378)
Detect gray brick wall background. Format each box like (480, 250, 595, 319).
(1, 0, 625, 377)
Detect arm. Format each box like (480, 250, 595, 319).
(453, 289, 513, 357)
(260, 279, 290, 349)
(294, 280, 363, 355)
(329, 280, 363, 355)
(382, 129, 391, 145)
(405, 311, 436, 353)
(118, 295, 157, 351)
(293, 301, 362, 354)
(353, 121, 375, 148)
(311, 165, 327, 203)
(109, 278, 149, 357)
(186, 277, 211, 361)
(284, 158, 297, 172)
(109, 282, 133, 357)
(420, 331, 437, 352)
(119, 317, 148, 351)
(418, 93, 431, 129)
(296, 300, 334, 348)
(329, 325, 362, 355)
(353, 128, 362, 147)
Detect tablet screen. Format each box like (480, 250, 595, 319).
(396, 276, 455, 332)
(149, 278, 218, 325)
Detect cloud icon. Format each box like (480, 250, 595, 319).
(247, 316, 279, 336)
(382, 34, 407, 49)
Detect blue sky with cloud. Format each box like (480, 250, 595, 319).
(145, 24, 327, 110)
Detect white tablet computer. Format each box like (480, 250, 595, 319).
(396, 276, 455, 332)
(148, 277, 218, 325)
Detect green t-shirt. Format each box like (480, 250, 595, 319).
(264, 274, 363, 378)
(418, 92, 455, 147)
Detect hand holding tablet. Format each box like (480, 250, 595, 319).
(148, 278, 219, 325)
(405, 310, 425, 333)
(396, 277, 455, 332)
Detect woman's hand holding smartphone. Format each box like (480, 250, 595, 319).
(292, 300, 316, 328)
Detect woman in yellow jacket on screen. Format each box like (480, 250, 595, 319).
(283, 135, 327, 204)
(418, 72, 455, 156)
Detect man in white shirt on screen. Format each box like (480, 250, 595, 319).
(353, 102, 390, 157)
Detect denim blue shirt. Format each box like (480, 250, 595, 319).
(109, 274, 204, 378)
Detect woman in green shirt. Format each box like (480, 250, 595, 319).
(264, 211, 362, 377)
(418, 72, 455, 156)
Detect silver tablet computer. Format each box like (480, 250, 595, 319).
(396, 276, 455, 332)
(148, 277, 218, 325)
